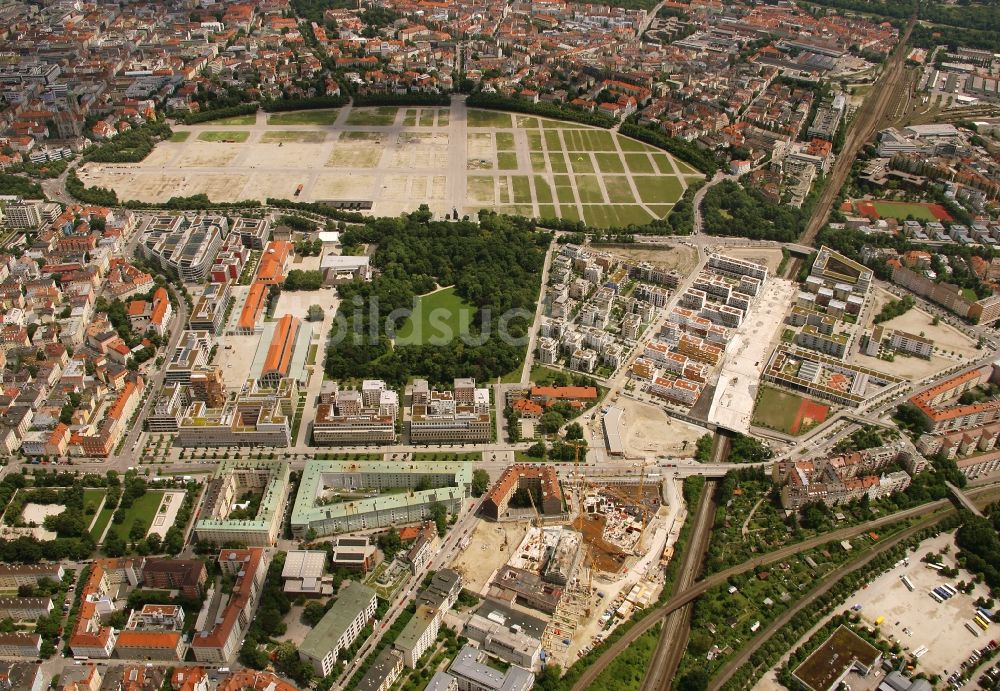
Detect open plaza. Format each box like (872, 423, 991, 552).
(75, 102, 701, 226)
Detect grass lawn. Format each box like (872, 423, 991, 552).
(499, 367, 525, 384)
(110, 491, 163, 542)
(533, 176, 554, 204)
(90, 506, 115, 541)
(495, 132, 515, 151)
(538, 204, 558, 219)
(569, 153, 595, 174)
(497, 151, 518, 170)
(674, 158, 700, 175)
(346, 107, 398, 126)
(634, 176, 683, 204)
(514, 451, 546, 463)
(341, 131, 383, 141)
(197, 131, 249, 143)
(583, 205, 654, 228)
(260, 130, 327, 143)
(625, 153, 655, 174)
(647, 204, 674, 218)
(751, 386, 805, 435)
(541, 118, 584, 129)
(307, 344, 319, 366)
(576, 176, 605, 204)
(962, 287, 979, 302)
(395, 286, 476, 346)
(168, 131, 191, 142)
(467, 109, 513, 128)
(595, 152, 627, 175)
(511, 176, 532, 204)
(204, 113, 257, 126)
(549, 153, 568, 174)
(560, 205, 581, 222)
(617, 135, 656, 153)
(870, 201, 940, 221)
(544, 130, 563, 151)
(83, 489, 106, 514)
(467, 176, 495, 203)
(516, 116, 539, 129)
(530, 152, 547, 172)
(530, 364, 568, 384)
(556, 183, 578, 206)
(268, 109, 341, 125)
(604, 176, 636, 204)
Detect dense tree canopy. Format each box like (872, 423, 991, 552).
(325, 208, 545, 386)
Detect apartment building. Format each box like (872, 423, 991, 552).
(409, 379, 491, 444)
(139, 215, 228, 282)
(394, 605, 440, 668)
(707, 253, 769, 282)
(298, 582, 377, 677)
(357, 648, 404, 691)
(481, 464, 563, 520)
(440, 645, 535, 691)
(290, 460, 470, 538)
(888, 328, 934, 359)
(164, 331, 214, 384)
(0, 563, 64, 590)
(0, 597, 52, 620)
(313, 380, 399, 445)
(140, 559, 207, 599)
(0, 633, 41, 658)
(191, 549, 270, 664)
(188, 283, 231, 335)
(795, 325, 850, 359)
(177, 378, 294, 447)
(909, 364, 1000, 432)
(194, 459, 291, 547)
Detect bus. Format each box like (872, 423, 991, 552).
(979, 608, 994, 622)
(930, 591, 944, 603)
(934, 587, 951, 599)
(926, 562, 945, 571)
(975, 615, 990, 631)
(941, 584, 958, 596)
(967, 622, 982, 637)
(900, 575, 915, 592)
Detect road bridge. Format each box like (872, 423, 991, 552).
(946, 481, 984, 517)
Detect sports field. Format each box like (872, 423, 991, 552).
(394, 286, 475, 346)
(851, 199, 952, 222)
(77, 101, 702, 226)
(751, 386, 830, 436)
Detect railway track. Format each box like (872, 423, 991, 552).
(707, 507, 960, 690)
(799, 16, 916, 246)
(570, 479, 1000, 691)
(641, 478, 718, 691)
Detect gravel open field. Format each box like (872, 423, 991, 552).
(80, 101, 700, 225)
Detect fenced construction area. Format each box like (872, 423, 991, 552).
(76, 100, 702, 226)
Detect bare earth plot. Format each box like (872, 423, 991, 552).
(849, 302, 981, 379)
(603, 244, 700, 277)
(620, 397, 705, 458)
(81, 102, 701, 226)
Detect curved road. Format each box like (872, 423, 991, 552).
(571, 482, 1000, 691)
(707, 507, 956, 690)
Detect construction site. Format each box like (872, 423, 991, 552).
(456, 456, 678, 669)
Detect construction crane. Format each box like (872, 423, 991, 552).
(598, 484, 651, 556)
(527, 483, 541, 528)
(568, 440, 588, 517)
